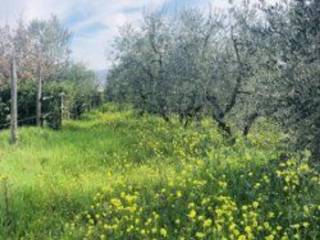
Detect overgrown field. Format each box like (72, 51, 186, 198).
(0, 105, 319, 239)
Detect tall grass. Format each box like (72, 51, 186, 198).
(0, 104, 319, 239)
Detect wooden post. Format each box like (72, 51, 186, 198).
(59, 92, 65, 128)
(60, 92, 64, 118)
(10, 55, 18, 144)
(36, 62, 42, 127)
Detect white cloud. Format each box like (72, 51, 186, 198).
(0, 0, 75, 25)
(1, 0, 276, 70)
(67, 0, 169, 70)
(0, 0, 169, 70)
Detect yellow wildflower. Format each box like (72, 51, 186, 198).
(188, 209, 197, 219)
(160, 228, 168, 237)
(203, 219, 212, 227)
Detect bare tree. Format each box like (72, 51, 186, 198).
(28, 16, 71, 126)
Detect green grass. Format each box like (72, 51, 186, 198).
(0, 107, 135, 238)
(0, 104, 319, 239)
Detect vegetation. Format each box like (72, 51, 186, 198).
(1, 0, 320, 239)
(0, 16, 100, 131)
(107, 0, 320, 160)
(0, 104, 319, 239)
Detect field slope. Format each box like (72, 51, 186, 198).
(0, 105, 319, 239)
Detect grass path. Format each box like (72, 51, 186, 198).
(0, 108, 159, 238)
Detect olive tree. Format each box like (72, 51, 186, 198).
(107, 8, 259, 136)
(249, 0, 320, 159)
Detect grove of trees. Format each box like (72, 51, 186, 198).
(106, 0, 320, 160)
(0, 16, 101, 136)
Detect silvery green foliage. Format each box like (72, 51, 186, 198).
(252, 0, 320, 158)
(107, 9, 249, 134)
(107, 0, 320, 158)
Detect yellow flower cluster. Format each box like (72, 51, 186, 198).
(63, 113, 320, 240)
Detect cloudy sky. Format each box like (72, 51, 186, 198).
(0, 0, 231, 71)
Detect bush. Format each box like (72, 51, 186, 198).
(0, 88, 10, 128)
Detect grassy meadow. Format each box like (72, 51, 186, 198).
(0, 104, 319, 239)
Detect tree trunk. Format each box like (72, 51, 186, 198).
(243, 112, 259, 137)
(10, 55, 18, 144)
(36, 63, 42, 127)
(215, 117, 232, 137)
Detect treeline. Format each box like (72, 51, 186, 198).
(106, 0, 320, 160)
(0, 16, 101, 131)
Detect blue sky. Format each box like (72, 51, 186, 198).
(0, 0, 231, 70)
